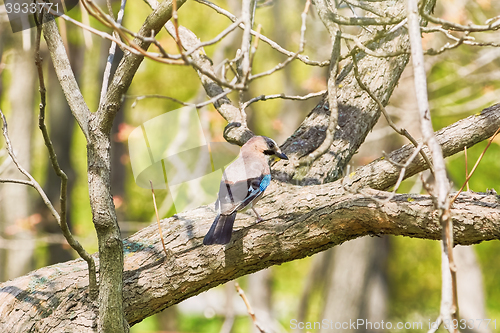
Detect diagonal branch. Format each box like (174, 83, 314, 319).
(41, 14, 91, 140)
(35, 17, 97, 298)
(273, 0, 413, 185)
(0, 187, 498, 331)
(345, 103, 500, 192)
(408, 1, 457, 329)
(100, 0, 128, 104)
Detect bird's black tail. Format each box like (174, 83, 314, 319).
(203, 212, 237, 245)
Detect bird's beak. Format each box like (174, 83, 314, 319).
(274, 151, 288, 160)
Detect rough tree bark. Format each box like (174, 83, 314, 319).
(0, 179, 499, 331)
(0, 103, 499, 331)
(274, 0, 414, 185)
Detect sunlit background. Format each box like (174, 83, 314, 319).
(1, 0, 500, 332)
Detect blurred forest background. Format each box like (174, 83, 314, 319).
(0, 0, 500, 332)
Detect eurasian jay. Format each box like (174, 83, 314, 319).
(203, 136, 288, 245)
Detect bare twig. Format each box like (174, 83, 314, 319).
(380, 143, 425, 202)
(249, 0, 311, 81)
(408, 0, 457, 331)
(34, 21, 98, 298)
(425, 32, 467, 56)
(421, 11, 500, 32)
(126, 89, 232, 109)
(299, 31, 341, 166)
(420, 24, 500, 56)
(0, 178, 34, 187)
(150, 181, 168, 256)
(235, 282, 268, 333)
(100, 0, 128, 105)
(241, 89, 326, 110)
(337, 20, 411, 61)
(349, 44, 434, 176)
(194, 0, 330, 67)
(464, 146, 469, 192)
(450, 126, 500, 205)
(184, 19, 243, 56)
(169, 0, 189, 64)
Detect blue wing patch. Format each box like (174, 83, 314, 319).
(259, 174, 271, 192)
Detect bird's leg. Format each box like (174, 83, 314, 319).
(251, 207, 263, 222)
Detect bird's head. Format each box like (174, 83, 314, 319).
(245, 136, 288, 160)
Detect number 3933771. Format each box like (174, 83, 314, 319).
(3, 0, 79, 33)
(5, 2, 60, 15)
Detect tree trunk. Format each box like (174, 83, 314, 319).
(248, 269, 275, 333)
(87, 120, 127, 332)
(319, 237, 380, 333)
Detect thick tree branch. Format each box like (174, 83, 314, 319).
(344, 103, 500, 192)
(1, 106, 499, 331)
(0, 187, 498, 331)
(273, 0, 414, 185)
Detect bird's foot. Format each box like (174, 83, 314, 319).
(251, 207, 263, 222)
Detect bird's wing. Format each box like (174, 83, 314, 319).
(223, 154, 270, 183)
(216, 174, 271, 215)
